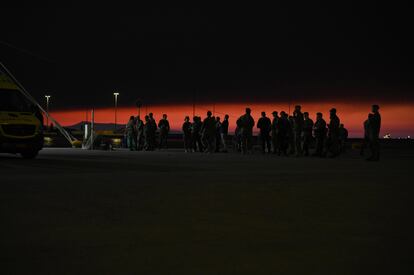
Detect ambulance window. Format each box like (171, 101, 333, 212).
(0, 89, 32, 112)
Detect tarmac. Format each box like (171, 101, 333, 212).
(1, 144, 413, 274)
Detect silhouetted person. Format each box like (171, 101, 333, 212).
(136, 116, 144, 150)
(215, 116, 222, 152)
(293, 105, 304, 156)
(312, 112, 327, 157)
(367, 104, 381, 161)
(158, 114, 170, 149)
(233, 117, 243, 152)
(302, 112, 314, 156)
(182, 116, 192, 153)
(191, 116, 203, 152)
(288, 116, 295, 155)
(239, 108, 255, 154)
(220, 114, 229, 152)
(277, 111, 290, 156)
(143, 115, 154, 151)
(257, 111, 272, 153)
(125, 116, 136, 151)
(325, 108, 340, 157)
(201, 111, 217, 153)
(338, 123, 348, 153)
(271, 111, 279, 154)
(148, 113, 157, 149)
(132, 117, 139, 150)
(360, 114, 373, 156)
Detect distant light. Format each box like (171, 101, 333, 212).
(113, 92, 119, 96)
(44, 136, 53, 146)
(383, 133, 391, 139)
(408, 136, 411, 139)
(112, 138, 122, 145)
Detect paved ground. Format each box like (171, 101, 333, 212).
(1, 145, 413, 274)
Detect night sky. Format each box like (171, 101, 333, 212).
(1, 5, 413, 110)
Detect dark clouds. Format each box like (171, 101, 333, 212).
(1, 5, 413, 109)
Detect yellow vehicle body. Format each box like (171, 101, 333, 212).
(0, 74, 43, 158)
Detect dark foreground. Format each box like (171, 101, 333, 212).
(1, 145, 413, 274)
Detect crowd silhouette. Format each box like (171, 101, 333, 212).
(125, 105, 381, 161)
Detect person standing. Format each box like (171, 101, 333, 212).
(367, 105, 381, 161)
(312, 112, 327, 157)
(277, 111, 290, 156)
(233, 117, 243, 152)
(302, 112, 314, 156)
(215, 116, 222, 152)
(182, 116, 192, 153)
(220, 114, 229, 152)
(288, 116, 295, 155)
(136, 116, 144, 150)
(271, 111, 279, 154)
(239, 108, 255, 154)
(293, 105, 304, 156)
(257, 111, 272, 153)
(158, 114, 170, 149)
(148, 113, 157, 149)
(325, 108, 340, 157)
(125, 116, 136, 151)
(201, 111, 217, 153)
(191, 116, 203, 152)
(143, 115, 153, 151)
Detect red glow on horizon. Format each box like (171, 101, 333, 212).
(49, 102, 414, 138)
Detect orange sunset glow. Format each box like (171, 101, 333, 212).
(50, 102, 414, 138)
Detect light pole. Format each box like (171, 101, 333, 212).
(45, 95, 51, 129)
(113, 92, 119, 131)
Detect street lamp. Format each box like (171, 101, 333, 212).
(113, 92, 119, 131)
(45, 95, 51, 129)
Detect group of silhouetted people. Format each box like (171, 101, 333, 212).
(182, 112, 230, 153)
(125, 104, 381, 161)
(230, 106, 349, 158)
(125, 113, 170, 151)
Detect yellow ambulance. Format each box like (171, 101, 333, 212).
(0, 71, 43, 158)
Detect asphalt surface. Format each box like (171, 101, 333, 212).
(1, 146, 413, 274)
